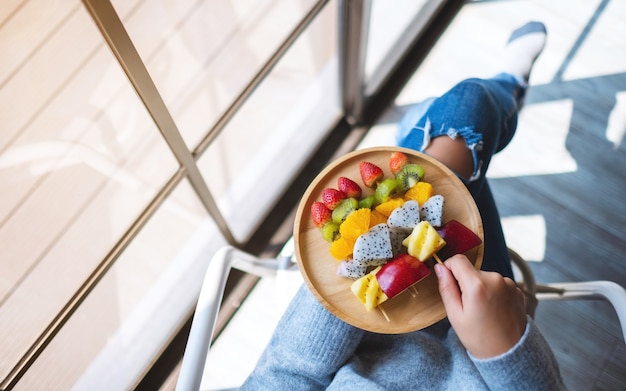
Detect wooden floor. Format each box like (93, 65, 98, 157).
(203, 1, 626, 390)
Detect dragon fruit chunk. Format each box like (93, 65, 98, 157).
(337, 259, 368, 279)
(353, 223, 394, 267)
(420, 195, 444, 227)
(387, 200, 420, 232)
(388, 227, 408, 256)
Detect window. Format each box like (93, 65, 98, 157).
(0, 0, 454, 388)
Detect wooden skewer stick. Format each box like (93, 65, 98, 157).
(433, 253, 443, 265)
(410, 286, 419, 297)
(379, 305, 391, 323)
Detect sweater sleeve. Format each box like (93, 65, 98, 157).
(241, 284, 366, 390)
(470, 316, 566, 391)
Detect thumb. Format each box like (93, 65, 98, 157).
(435, 263, 462, 312)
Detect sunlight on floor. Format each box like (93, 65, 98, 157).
(606, 91, 626, 149)
(487, 100, 577, 178)
(501, 214, 546, 262)
(357, 123, 397, 150)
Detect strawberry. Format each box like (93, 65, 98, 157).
(311, 201, 332, 228)
(389, 151, 409, 175)
(338, 176, 362, 199)
(321, 188, 346, 210)
(359, 161, 384, 188)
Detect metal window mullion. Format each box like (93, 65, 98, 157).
(82, 0, 236, 245)
(339, 0, 372, 125)
(363, 0, 448, 98)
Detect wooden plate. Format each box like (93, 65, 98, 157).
(293, 146, 483, 334)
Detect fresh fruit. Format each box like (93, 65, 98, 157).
(331, 198, 359, 224)
(437, 219, 483, 260)
(339, 208, 371, 248)
(375, 253, 431, 299)
(374, 198, 404, 217)
(396, 163, 425, 191)
(404, 181, 434, 205)
(375, 177, 400, 204)
(338, 176, 362, 199)
(311, 201, 332, 228)
(358, 195, 376, 209)
(388, 228, 407, 256)
(337, 259, 368, 279)
(350, 267, 388, 311)
(307, 153, 475, 314)
(402, 221, 446, 262)
(321, 222, 340, 242)
(389, 151, 409, 175)
(353, 223, 394, 267)
(387, 200, 420, 232)
(359, 161, 384, 188)
(321, 188, 346, 210)
(330, 236, 353, 260)
(369, 209, 388, 227)
(420, 195, 444, 227)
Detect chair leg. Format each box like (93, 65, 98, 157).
(508, 248, 538, 318)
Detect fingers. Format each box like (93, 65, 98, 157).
(505, 277, 528, 313)
(434, 254, 529, 358)
(439, 254, 481, 292)
(434, 261, 462, 313)
(503, 276, 517, 288)
(435, 254, 525, 310)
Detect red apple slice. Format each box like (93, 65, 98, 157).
(436, 219, 483, 260)
(375, 253, 431, 299)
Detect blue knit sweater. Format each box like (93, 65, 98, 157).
(242, 285, 565, 390)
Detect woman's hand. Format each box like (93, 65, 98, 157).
(435, 254, 527, 359)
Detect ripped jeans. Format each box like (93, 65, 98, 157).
(396, 73, 527, 278)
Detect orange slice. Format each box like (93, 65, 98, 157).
(404, 182, 434, 205)
(374, 198, 404, 217)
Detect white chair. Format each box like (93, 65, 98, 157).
(176, 244, 626, 391)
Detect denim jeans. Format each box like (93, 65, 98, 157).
(396, 73, 527, 278)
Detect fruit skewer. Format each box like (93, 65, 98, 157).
(310, 151, 482, 317)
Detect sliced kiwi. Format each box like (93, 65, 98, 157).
(395, 163, 425, 191)
(331, 197, 359, 224)
(358, 195, 376, 209)
(321, 222, 340, 242)
(374, 177, 399, 204)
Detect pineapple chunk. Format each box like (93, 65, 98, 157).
(402, 221, 446, 261)
(350, 267, 388, 311)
